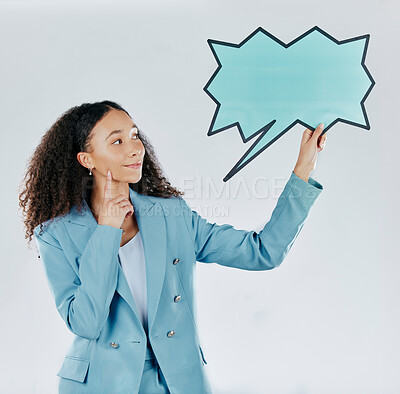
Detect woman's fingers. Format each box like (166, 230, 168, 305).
(97, 169, 135, 227)
(318, 132, 327, 150)
(302, 127, 313, 143)
(313, 123, 325, 142)
(304, 123, 326, 150)
(117, 199, 134, 218)
(104, 170, 112, 200)
(302, 123, 325, 144)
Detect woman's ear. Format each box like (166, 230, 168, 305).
(76, 152, 93, 171)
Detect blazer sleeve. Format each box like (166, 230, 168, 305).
(179, 171, 323, 270)
(34, 223, 123, 340)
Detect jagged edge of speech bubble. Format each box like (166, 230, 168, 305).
(203, 25, 375, 182)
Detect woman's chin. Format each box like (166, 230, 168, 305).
(126, 174, 142, 184)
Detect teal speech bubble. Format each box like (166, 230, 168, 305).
(204, 26, 375, 182)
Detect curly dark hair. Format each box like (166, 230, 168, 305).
(18, 100, 184, 246)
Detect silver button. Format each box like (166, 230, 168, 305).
(109, 342, 119, 348)
(174, 295, 181, 302)
(172, 258, 180, 265)
(167, 330, 175, 338)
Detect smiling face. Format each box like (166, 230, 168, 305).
(77, 108, 145, 184)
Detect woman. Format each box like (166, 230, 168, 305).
(19, 100, 326, 393)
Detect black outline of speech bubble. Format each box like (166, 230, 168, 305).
(203, 26, 375, 182)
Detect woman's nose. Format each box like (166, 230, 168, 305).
(130, 148, 141, 157)
(128, 139, 143, 157)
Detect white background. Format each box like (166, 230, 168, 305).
(1, 0, 397, 393)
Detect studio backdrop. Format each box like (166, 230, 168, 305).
(0, 0, 397, 393)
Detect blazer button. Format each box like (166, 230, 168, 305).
(173, 258, 180, 265)
(174, 295, 181, 302)
(167, 330, 175, 338)
(109, 342, 119, 348)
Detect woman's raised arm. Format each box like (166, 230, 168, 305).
(179, 171, 323, 270)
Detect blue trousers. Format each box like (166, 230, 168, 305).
(139, 358, 170, 393)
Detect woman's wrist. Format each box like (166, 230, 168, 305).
(292, 165, 311, 183)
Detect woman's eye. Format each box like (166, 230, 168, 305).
(112, 133, 139, 145)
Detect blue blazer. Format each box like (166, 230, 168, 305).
(34, 171, 323, 394)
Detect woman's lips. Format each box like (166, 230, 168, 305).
(124, 161, 142, 169)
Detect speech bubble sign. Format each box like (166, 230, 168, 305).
(204, 26, 375, 182)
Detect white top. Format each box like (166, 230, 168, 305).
(118, 231, 148, 332)
(117, 231, 156, 360)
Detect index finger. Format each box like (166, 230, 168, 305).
(104, 170, 112, 200)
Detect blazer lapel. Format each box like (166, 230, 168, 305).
(63, 187, 167, 336)
(128, 188, 167, 335)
